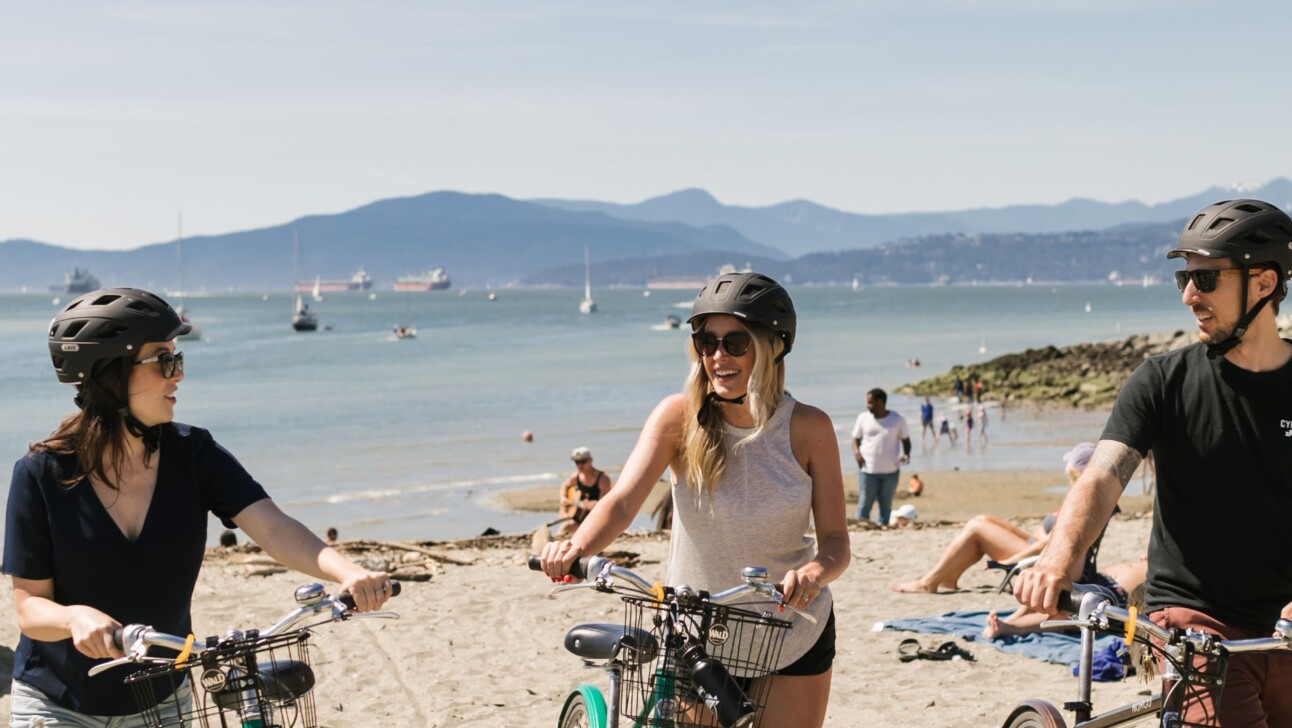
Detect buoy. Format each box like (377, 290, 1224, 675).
(522, 431, 533, 443)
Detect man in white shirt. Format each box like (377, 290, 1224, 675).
(851, 388, 912, 525)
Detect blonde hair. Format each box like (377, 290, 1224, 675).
(679, 318, 785, 497)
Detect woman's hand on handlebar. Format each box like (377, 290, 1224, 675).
(780, 567, 822, 610)
(538, 540, 584, 581)
(67, 605, 125, 660)
(337, 569, 394, 613)
(1012, 564, 1071, 616)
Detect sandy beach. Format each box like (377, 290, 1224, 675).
(0, 468, 1156, 727)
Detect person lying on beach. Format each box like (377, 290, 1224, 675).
(538, 272, 850, 728)
(983, 557, 1146, 639)
(891, 442, 1103, 594)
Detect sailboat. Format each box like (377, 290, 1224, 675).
(291, 229, 319, 332)
(312, 276, 324, 303)
(579, 244, 596, 314)
(174, 213, 201, 340)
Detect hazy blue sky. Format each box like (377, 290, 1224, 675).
(5, 1, 1290, 250)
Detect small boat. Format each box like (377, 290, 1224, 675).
(579, 243, 597, 314)
(292, 295, 318, 332)
(393, 325, 417, 340)
(664, 314, 681, 329)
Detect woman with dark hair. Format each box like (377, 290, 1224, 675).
(4, 288, 392, 725)
(539, 272, 850, 727)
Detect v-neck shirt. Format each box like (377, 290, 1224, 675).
(3, 422, 269, 715)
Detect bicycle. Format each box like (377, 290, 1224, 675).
(528, 554, 815, 728)
(88, 581, 402, 728)
(1001, 586, 1292, 728)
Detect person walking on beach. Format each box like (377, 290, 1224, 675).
(539, 272, 849, 727)
(919, 396, 935, 443)
(4, 288, 393, 725)
(936, 413, 957, 448)
(1015, 199, 1292, 726)
(977, 404, 989, 444)
(952, 375, 965, 403)
(851, 388, 911, 526)
(555, 446, 612, 536)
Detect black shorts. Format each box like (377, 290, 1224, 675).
(776, 608, 836, 677)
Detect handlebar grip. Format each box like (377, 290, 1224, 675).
(338, 580, 402, 610)
(1057, 590, 1078, 614)
(112, 628, 124, 650)
(527, 554, 591, 580)
(985, 560, 1015, 572)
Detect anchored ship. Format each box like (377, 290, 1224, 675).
(394, 268, 451, 291)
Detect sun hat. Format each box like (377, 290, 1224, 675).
(570, 446, 593, 461)
(890, 504, 918, 525)
(1062, 442, 1096, 472)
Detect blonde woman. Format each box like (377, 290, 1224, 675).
(540, 272, 850, 727)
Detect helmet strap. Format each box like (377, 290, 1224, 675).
(697, 391, 747, 426)
(1205, 268, 1272, 359)
(77, 378, 159, 442)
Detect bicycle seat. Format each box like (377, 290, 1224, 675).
(565, 623, 659, 664)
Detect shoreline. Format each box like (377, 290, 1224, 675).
(494, 467, 1154, 524)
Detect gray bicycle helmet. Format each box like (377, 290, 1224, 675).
(688, 272, 796, 360)
(49, 287, 191, 384)
(1167, 199, 1292, 357)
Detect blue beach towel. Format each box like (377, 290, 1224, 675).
(879, 609, 1126, 675)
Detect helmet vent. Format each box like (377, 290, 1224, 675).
(1187, 213, 1206, 231)
(91, 294, 122, 307)
(1234, 203, 1265, 214)
(125, 299, 154, 314)
(94, 322, 130, 340)
(714, 280, 732, 296)
(61, 321, 87, 338)
(1206, 217, 1236, 233)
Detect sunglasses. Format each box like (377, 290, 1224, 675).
(134, 350, 184, 379)
(572, 458, 590, 464)
(1174, 268, 1241, 293)
(691, 330, 753, 357)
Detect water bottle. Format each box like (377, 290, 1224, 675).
(678, 643, 755, 728)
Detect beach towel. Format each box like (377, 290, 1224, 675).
(877, 610, 1126, 676)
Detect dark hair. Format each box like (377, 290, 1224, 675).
(29, 357, 162, 490)
(219, 530, 239, 547)
(867, 388, 888, 405)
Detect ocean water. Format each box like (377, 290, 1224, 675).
(0, 284, 1190, 543)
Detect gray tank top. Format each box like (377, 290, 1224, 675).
(667, 396, 832, 671)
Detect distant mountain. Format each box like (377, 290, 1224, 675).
(524, 221, 1183, 287)
(0, 192, 787, 292)
(532, 178, 1292, 257)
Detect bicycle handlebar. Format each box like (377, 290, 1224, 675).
(1053, 586, 1292, 657)
(528, 554, 817, 623)
(94, 581, 401, 677)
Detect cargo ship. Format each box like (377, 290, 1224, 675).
(394, 268, 451, 291)
(293, 268, 373, 293)
(52, 268, 101, 294)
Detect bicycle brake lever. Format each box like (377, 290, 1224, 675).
(88, 655, 172, 678)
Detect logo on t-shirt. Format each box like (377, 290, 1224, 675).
(1282, 419, 1292, 438)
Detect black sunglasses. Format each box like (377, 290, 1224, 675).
(572, 458, 590, 464)
(1174, 269, 1226, 293)
(691, 331, 753, 357)
(134, 350, 184, 379)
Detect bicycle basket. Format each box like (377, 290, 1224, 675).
(125, 630, 318, 728)
(619, 596, 791, 728)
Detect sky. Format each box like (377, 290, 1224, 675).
(5, 0, 1292, 250)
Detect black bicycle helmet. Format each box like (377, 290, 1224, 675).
(49, 287, 191, 384)
(1167, 199, 1292, 357)
(688, 272, 796, 360)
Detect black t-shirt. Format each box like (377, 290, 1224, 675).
(2, 422, 270, 715)
(1102, 342, 1292, 632)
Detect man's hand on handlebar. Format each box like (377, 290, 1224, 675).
(1012, 565, 1072, 616)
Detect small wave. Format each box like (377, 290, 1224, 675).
(672, 301, 693, 309)
(317, 471, 565, 505)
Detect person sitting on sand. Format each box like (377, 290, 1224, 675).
(555, 447, 611, 537)
(984, 557, 1146, 639)
(891, 442, 1106, 594)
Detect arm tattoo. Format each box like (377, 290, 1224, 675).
(1089, 441, 1142, 487)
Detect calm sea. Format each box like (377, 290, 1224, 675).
(0, 284, 1190, 543)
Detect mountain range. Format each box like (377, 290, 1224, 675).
(2, 179, 1290, 291)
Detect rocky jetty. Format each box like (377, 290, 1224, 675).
(900, 318, 1292, 408)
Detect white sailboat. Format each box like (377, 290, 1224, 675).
(312, 276, 324, 303)
(175, 213, 201, 340)
(291, 229, 319, 332)
(579, 244, 596, 314)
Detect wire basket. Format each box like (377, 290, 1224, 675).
(619, 596, 791, 728)
(125, 630, 318, 728)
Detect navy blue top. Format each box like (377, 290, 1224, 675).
(2, 422, 269, 716)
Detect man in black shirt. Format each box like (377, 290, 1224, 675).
(1015, 199, 1292, 726)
